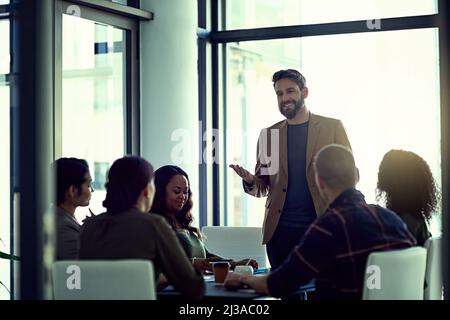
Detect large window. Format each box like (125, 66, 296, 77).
(55, 0, 145, 224)
(218, 2, 442, 236)
(224, 29, 441, 234)
(225, 0, 437, 29)
(61, 13, 127, 221)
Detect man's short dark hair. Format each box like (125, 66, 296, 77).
(272, 69, 306, 90)
(54, 158, 89, 205)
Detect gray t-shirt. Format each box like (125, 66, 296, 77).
(278, 122, 316, 228)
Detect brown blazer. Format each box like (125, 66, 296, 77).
(244, 113, 352, 244)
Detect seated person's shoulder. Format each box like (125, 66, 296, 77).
(140, 212, 163, 222)
(175, 228, 192, 236)
(83, 210, 170, 230)
(395, 210, 421, 225)
(139, 212, 172, 229)
(371, 205, 402, 220)
(83, 211, 107, 221)
(56, 211, 70, 225)
(317, 208, 341, 224)
(175, 228, 199, 245)
(80, 211, 106, 228)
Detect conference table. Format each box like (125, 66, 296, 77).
(157, 268, 315, 300)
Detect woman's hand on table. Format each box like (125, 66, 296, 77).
(192, 257, 213, 272)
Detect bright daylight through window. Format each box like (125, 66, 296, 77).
(224, 1, 441, 237)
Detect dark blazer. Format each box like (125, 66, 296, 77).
(56, 207, 81, 260)
(79, 208, 205, 299)
(244, 113, 352, 244)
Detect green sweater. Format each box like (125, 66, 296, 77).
(176, 229, 219, 259)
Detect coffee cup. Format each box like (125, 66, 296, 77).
(212, 261, 230, 284)
(234, 265, 254, 276)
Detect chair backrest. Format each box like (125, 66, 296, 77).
(52, 260, 156, 300)
(202, 226, 268, 268)
(362, 247, 427, 300)
(424, 236, 443, 300)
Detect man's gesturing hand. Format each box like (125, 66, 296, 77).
(229, 164, 255, 185)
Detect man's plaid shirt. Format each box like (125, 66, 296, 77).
(267, 189, 416, 299)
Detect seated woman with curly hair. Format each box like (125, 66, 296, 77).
(151, 165, 258, 272)
(377, 149, 439, 246)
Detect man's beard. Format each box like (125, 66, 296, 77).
(279, 96, 304, 119)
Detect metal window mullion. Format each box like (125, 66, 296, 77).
(65, 0, 152, 20)
(211, 0, 220, 226)
(210, 14, 438, 43)
(198, 0, 208, 228)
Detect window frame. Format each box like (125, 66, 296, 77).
(54, 0, 147, 158)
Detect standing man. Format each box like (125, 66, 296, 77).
(230, 69, 351, 269)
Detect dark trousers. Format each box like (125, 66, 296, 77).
(266, 224, 309, 270)
(267, 224, 314, 300)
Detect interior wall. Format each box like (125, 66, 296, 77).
(140, 0, 200, 221)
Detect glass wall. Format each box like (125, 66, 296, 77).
(61, 14, 126, 222)
(225, 0, 437, 29)
(223, 10, 441, 235)
(0, 18, 10, 300)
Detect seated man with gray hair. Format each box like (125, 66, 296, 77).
(236, 144, 416, 299)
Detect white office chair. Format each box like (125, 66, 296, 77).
(202, 226, 269, 268)
(424, 236, 443, 300)
(52, 260, 156, 300)
(362, 247, 427, 300)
